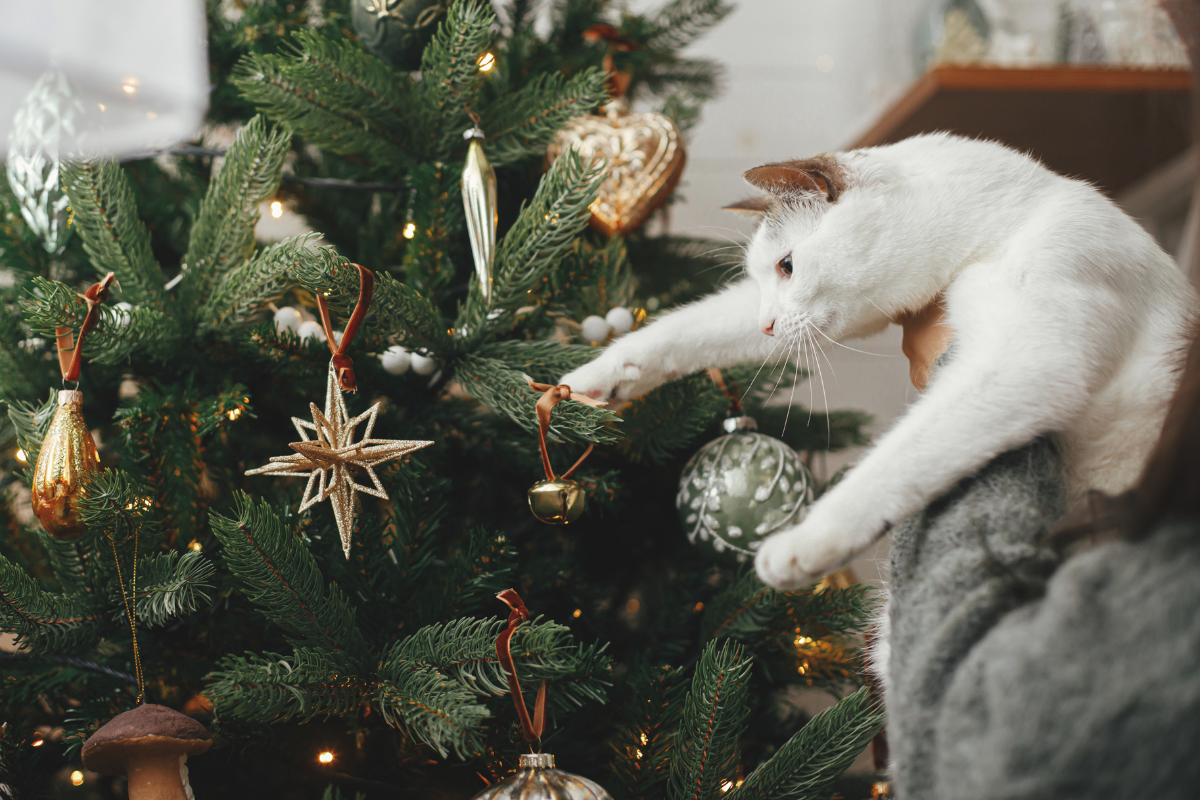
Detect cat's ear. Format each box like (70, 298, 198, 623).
(743, 156, 845, 203)
(723, 196, 772, 215)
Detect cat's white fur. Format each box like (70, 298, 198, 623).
(561, 133, 1197, 591)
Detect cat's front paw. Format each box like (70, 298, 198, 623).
(560, 350, 658, 403)
(755, 512, 878, 590)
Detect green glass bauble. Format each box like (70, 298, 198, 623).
(353, 0, 448, 71)
(676, 417, 814, 567)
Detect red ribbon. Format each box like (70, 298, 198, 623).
(55, 272, 115, 382)
(495, 589, 546, 743)
(315, 263, 374, 391)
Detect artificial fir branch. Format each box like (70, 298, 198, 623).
(619, 371, 730, 464)
(22, 276, 171, 364)
(7, 389, 56, 470)
(117, 550, 216, 628)
(374, 666, 490, 759)
(179, 115, 292, 311)
(209, 492, 371, 660)
(206, 648, 369, 724)
(0, 556, 103, 654)
(479, 69, 610, 167)
(730, 686, 884, 800)
(199, 233, 329, 331)
(701, 571, 875, 644)
(606, 664, 687, 800)
(60, 160, 165, 309)
(419, 0, 496, 160)
(668, 641, 753, 800)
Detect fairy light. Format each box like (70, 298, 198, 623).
(625, 598, 640, 614)
(639, 732, 648, 745)
(122, 78, 138, 95)
(693, 602, 704, 613)
(572, 608, 582, 618)
(477, 52, 495, 72)
(270, 201, 284, 218)
(15, 449, 27, 464)
(720, 781, 733, 793)
(227, 407, 243, 421)
(71, 771, 85, 786)
(188, 540, 202, 552)
(403, 222, 416, 239)
(31, 737, 43, 747)
(318, 750, 334, 764)
(635, 749, 643, 759)
(794, 635, 811, 647)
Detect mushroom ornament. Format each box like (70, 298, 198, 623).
(82, 704, 212, 800)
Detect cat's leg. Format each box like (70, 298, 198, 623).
(755, 269, 1107, 589)
(559, 277, 775, 401)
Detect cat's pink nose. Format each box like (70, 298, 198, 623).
(762, 320, 775, 336)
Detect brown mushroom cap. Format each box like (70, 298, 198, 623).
(82, 704, 212, 775)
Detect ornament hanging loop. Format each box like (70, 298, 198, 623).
(495, 589, 547, 745)
(316, 263, 374, 392)
(530, 383, 597, 481)
(55, 272, 115, 383)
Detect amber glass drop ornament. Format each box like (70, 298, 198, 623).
(32, 389, 99, 540)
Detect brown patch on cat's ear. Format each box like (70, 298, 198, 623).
(743, 154, 846, 203)
(723, 196, 772, 215)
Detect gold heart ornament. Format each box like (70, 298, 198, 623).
(548, 101, 686, 236)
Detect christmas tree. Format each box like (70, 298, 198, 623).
(0, 1, 881, 797)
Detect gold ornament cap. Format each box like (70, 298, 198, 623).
(519, 753, 555, 769)
(32, 389, 99, 540)
(528, 478, 585, 525)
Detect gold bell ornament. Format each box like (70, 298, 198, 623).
(461, 119, 497, 306)
(545, 25, 686, 237)
(470, 591, 613, 800)
(525, 382, 604, 525)
(31, 272, 114, 540)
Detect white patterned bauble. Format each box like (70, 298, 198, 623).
(676, 417, 815, 567)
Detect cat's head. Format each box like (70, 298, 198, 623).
(735, 152, 915, 343)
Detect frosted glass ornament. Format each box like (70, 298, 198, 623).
(380, 345, 411, 375)
(581, 315, 611, 344)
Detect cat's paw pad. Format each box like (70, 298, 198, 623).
(754, 524, 852, 590)
(560, 358, 646, 403)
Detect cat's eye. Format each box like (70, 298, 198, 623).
(776, 254, 793, 278)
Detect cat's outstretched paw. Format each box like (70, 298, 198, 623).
(559, 351, 658, 403)
(754, 519, 857, 590)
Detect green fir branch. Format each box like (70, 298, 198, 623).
(731, 687, 883, 800)
(454, 354, 621, 444)
(200, 233, 327, 332)
(0, 555, 103, 654)
(60, 160, 165, 308)
(606, 665, 688, 800)
(374, 666, 490, 759)
(419, 0, 496, 159)
(22, 277, 172, 364)
(77, 469, 153, 547)
(206, 648, 367, 724)
(701, 572, 875, 644)
(619, 371, 728, 464)
(117, 550, 216, 628)
(209, 493, 370, 660)
(7, 389, 56, 469)
(462, 148, 604, 332)
(480, 69, 609, 166)
(233, 37, 413, 171)
(649, 0, 736, 51)
(379, 616, 610, 713)
(180, 115, 292, 309)
(476, 340, 595, 384)
(668, 641, 753, 800)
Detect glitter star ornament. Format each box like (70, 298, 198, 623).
(246, 361, 433, 558)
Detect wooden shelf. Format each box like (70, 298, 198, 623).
(851, 65, 1193, 195)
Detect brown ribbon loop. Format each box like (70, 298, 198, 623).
(582, 24, 637, 99)
(707, 367, 744, 417)
(496, 589, 546, 744)
(528, 382, 601, 482)
(55, 272, 116, 383)
(315, 263, 375, 391)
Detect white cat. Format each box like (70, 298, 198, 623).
(561, 133, 1198, 590)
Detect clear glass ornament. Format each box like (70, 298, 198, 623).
(6, 72, 81, 252)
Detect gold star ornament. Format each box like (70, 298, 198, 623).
(246, 361, 433, 558)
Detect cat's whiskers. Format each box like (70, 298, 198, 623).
(810, 323, 898, 358)
(740, 336, 786, 406)
(804, 324, 833, 447)
(760, 331, 798, 408)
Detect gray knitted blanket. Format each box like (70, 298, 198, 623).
(886, 437, 1200, 799)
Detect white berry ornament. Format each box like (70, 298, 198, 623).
(410, 352, 438, 375)
(297, 320, 326, 342)
(581, 315, 611, 344)
(274, 306, 303, 334)
(676, 415, 815, 567)
(380, 345, 411, 375)
(606, 306, 634, 335)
